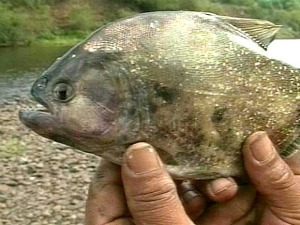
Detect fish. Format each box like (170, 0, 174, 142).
(19, 11, 300, 180)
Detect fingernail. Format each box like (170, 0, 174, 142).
(209, 178, 235, 195)
(125, 142, 161, 174)
(180, 181, 201, 203)
(182, 191, 201, 204)
(249, 132, 275, 162)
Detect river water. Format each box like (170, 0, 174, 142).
(0, 40, 299, 104)
(0, 44, 71, 104)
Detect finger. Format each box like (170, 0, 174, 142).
(243, 132, 300, 213)
(195, 186, 256, 225)
(122, 143, 193, 225)
(195, 178, 238, 202)
(85, 159, 130, 225)
(234, 196, 265, 225)
(178, 181, 206, 220)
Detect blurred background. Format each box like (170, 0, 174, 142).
(1, 0, 300, 48)
(1, 0, 299, 103)
(0, 1, 299, 224)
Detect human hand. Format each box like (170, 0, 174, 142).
(84, 142, 237, 225)
(178, 132, 300, 225)
(84, 142, 197, 225)
(85, 132, 300, 225)
(240, 132, 300, 225)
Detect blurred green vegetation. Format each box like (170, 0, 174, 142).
(0, 138, 27, 157)
(0, 0, 299, 46)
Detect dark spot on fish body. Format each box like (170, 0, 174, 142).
(154, 83, 178, 103)
(124, 107, 136, 118)
(145, 82, 180, 116)
(212, 106, 227, 123)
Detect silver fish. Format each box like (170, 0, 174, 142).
(19, 11, 300, 179)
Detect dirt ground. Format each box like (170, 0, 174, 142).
(0, 99, 99, 225)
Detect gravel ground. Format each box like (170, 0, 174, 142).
(0, 100, 99, 225)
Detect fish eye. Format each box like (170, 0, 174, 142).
(53, 83, 74, 102)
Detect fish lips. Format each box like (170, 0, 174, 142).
(19, 109, 63, 140)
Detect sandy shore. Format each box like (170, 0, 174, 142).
(0, 100, 99, 225)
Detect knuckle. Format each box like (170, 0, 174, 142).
(135, 178, 176, 201)
(129, 177, 178, 210)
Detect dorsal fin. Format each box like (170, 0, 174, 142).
(218, 15, 282, 50)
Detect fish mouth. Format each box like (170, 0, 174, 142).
(19, 107, 62, 139)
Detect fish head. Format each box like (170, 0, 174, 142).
(19, 43, 138, 155)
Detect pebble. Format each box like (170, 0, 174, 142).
(0, 195, 8, 202)
(0, 185, 10, 194)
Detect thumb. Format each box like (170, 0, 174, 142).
(243, 132, 300, 212)
(122, 142, 193, 225)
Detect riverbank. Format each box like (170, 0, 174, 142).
(0, 99, 99, 224)
(0, 0, 136, 47)
(0, 0, 299, 47)
(36, 36, 83, 46)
